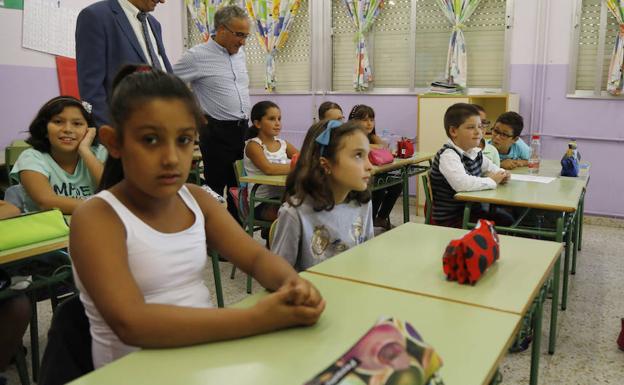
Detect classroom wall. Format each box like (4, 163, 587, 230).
(2, 0, 622, 216)
(0, 1, 184, 149)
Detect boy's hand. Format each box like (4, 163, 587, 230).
(500, 159, 517, 170)
(487, 171, 508, 185)
(500, 170, 511, 184)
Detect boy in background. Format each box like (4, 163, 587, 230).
(489, 112, 530, 170)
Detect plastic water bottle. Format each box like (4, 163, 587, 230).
(528, 135, 541, 174)
(568, 139, 580, 160)
(380, 129, 392, 150)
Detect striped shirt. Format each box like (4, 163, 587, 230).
(173, 39, 250, 120)
(430, 141, 500, 223)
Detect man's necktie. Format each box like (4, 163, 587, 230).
(137, 12, 162, 70)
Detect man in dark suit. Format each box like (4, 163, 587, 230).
(75, 0, 171, 127)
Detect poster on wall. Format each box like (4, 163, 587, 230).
(22, 0, 79, 58)
(0, 0, 24, 9)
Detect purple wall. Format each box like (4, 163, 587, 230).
(509, 63, 624, 218)
(0, 65, 60, 149)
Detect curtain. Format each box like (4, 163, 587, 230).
(342, 0, 385, 91)
(606, 0, 624, 95)
(186, 0, 240, 43)
(246, 0, 302, 91)
(435, 0, 482, 88)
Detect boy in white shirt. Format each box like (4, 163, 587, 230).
(429, 103, 512, 227)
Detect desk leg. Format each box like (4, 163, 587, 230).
(562, 215, 572, 311)
(578, 191, 585, 252)
(549, 217, 564, 354)
(462, 203, 472, 229)
(402, 166, 410, 223)
(209, 250, 224, 308)
(245, 186, 260, 294)
(529, 287, 545, 385)
(572, 209, 580, 275)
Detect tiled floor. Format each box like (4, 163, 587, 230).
(3, 203, 623, 384)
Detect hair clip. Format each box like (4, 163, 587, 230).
(81, 101, 92, 114)
(315, 120, 342, 156)
(348, 104, 363, 120)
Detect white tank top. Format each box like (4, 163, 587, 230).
(243, 137, 289, 201)
(73, 185, 213, 368)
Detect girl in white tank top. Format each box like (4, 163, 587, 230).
(69, 66, 324, 369)
(243, 101, 298, 221)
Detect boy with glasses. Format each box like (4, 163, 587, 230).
(489, 112, 530, 170)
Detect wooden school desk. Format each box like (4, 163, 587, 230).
(308, 223, 562, 385)
(68, 273, 521, 385)
(455, 159, 589, 350)
(239, 152, 434, 232)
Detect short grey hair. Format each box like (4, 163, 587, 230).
(214, 5, 248, 30)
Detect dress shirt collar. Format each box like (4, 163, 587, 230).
(446, 139, 482, 160)
(118, 0, 141, 18)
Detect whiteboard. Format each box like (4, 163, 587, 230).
(22, 0, 80, 58)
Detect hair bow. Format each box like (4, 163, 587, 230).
(315, 120, 342, 156)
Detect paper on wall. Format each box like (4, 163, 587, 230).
(22, 0, 79, 58)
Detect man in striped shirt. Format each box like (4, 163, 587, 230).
(174, 5, 251, 222)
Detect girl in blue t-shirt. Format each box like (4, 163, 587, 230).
(10, 96, 106, 213)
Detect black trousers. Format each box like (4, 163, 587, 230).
(199, 117, 248, 223)
(371, 184, 403, 220)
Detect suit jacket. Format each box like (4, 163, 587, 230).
(75, 0, 172, 127)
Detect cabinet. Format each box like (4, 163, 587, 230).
(415, 93, 520, 212)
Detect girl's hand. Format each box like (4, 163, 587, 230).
(280, 276, 324, 307)
(79, 127, 97, 153)
(253, 284, 326, 330)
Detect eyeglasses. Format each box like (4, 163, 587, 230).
(491, 128, 515, 139)
(223, 24, 250, 39)
(479, 119, 491, 129)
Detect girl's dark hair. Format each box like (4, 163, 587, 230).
(246, 100, 279, 140)
(348, 104, 376, 138)
(284, 119, 371, 211)
(318, 101, 342, 120)
(26, 96, 97, 153)
(98, 64, 204, 191)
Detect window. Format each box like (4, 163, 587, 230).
(331, 0, 508, 92)
(414, 0, 507, 89)
(184, 1, 311, 92)
(245, 0, 311, 91)
(331, 0, 412, 91)
(570, 0, 621, 96)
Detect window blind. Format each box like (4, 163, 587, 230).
(414, 0, 506, 89)
(575, 0, 619, 92)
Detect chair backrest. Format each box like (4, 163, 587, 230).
(232, 159, 247, 188)
(229, 160, 250, 221)
(268, 218, 278, 249)
(39, 295, 93, 385)
(421, 172, 433, 225)
(5, 140, 31, 184)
